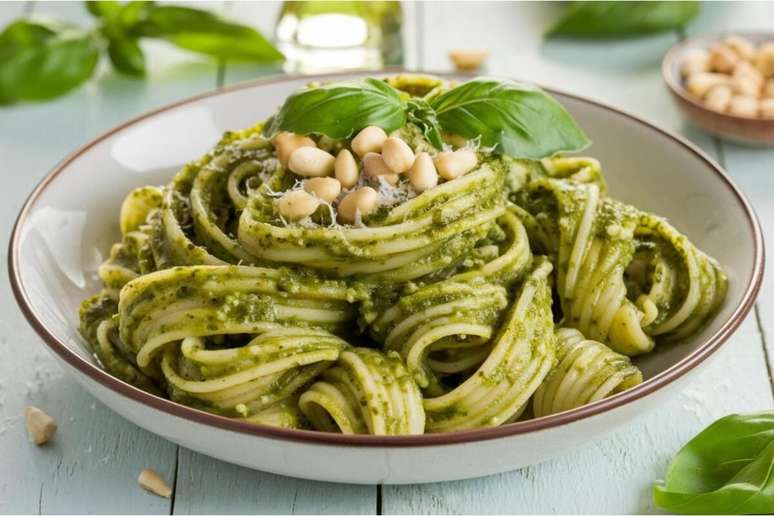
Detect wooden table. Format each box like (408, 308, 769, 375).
(1, 2, 773, 513)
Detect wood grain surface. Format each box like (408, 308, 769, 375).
(0, 2, 772, 514)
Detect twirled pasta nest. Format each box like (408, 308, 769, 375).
(80, 75, 726, 435)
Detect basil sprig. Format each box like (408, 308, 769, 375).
(267, 78, 406, 139)
(134, 5, 284, 63)
(406, 98, 444, 149)
(547, 1, 700, 39)
(0, 20, 99, 102)
(429, 78, 590, 159)
(268, 77, 590, 160)
(0, 1, 283, 104)
(653, 412, 774, 514)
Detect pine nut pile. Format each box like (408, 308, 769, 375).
(682, 35, 774, 118)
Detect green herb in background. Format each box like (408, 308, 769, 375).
(0, 19, 100, 102)
(653, 412, 774, 514)
(0, 0, 283, 104)
(266, 77, 590, 160)
(546, 1, 700, 39)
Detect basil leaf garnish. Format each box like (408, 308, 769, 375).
(653, 412, 774, 514)
(547, 1, 700, 39)
(429, 78, 590, 159)
(266, 76, 589, 159)
(406, 98, 443, 149)
(267, 78, 407, 139)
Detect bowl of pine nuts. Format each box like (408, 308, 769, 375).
(663, 32, 774, 145)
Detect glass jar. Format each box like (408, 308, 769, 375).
(275, 1, 403, 74)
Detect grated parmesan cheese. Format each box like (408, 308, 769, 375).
(375, 176, 418, 208)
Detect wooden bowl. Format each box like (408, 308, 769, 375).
(662, 32, 774, 145)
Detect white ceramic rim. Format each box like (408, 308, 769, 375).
(8, 70, 765, 448)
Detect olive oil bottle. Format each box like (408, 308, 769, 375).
(275, 1, 403, 73)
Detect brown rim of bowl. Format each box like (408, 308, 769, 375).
(662, 31, 774, 123)
(8, 70, 765, 448)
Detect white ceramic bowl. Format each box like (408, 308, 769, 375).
(9, 72, 764, 484)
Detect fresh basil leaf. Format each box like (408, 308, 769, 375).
(85, 0, 121, 20)
(0, 18, 56, 46)
(115, 1, 154, 32)
(107, 36, 145, 76)
(137, 5, 283, 62)
(406, 98, 443, 149)
(546, 1, 700, 39)
(87, 1, 152, 35)
(653, 412, 774, 514)
(267, 78, 407, 139)
(430, 78, 590, 159)
(0, 19, 100, 102)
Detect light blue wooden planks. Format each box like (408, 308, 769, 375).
(0, 1, 220, 513)
(173, 449, 375, 515)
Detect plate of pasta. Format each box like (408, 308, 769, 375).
(9, 73, 763, 484)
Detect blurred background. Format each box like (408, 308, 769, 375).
(3, 1, 773, 143)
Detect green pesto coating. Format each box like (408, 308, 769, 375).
(78, 74, 727, 434)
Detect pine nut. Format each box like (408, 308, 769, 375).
(442, 132, 469, 148)
(25, 406, 57, 445)
(754, 42, 774, 78)
(363, 153, 399, 185)
(338, 187, 379, 224)
(304, 177, 341, 203)
(271, 132, 316, 167)
(434, 149, 478, 180)
(709, 44, 739, 73)
(760, 98, 774, 118)
(731, 61, 763, 96)
(724, 35, 756, 61)
(335, 149, 359, 188)
(382, 137, 415, 173)
(685, 72, 730, 97)
(680, 48, 710, 77)
(277, 190, 320, 221)
(728, 95, 759, 117)
(288, 147, 335, 177)
(704, 85, 732, 112)
(138, 469, 173, 498)
(351, 126, 387, 157)
(449, 49, 489, 72)
(363, 152, 393, 178)
(409, 152, 439, 192)
(731, 75, 761, 97)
